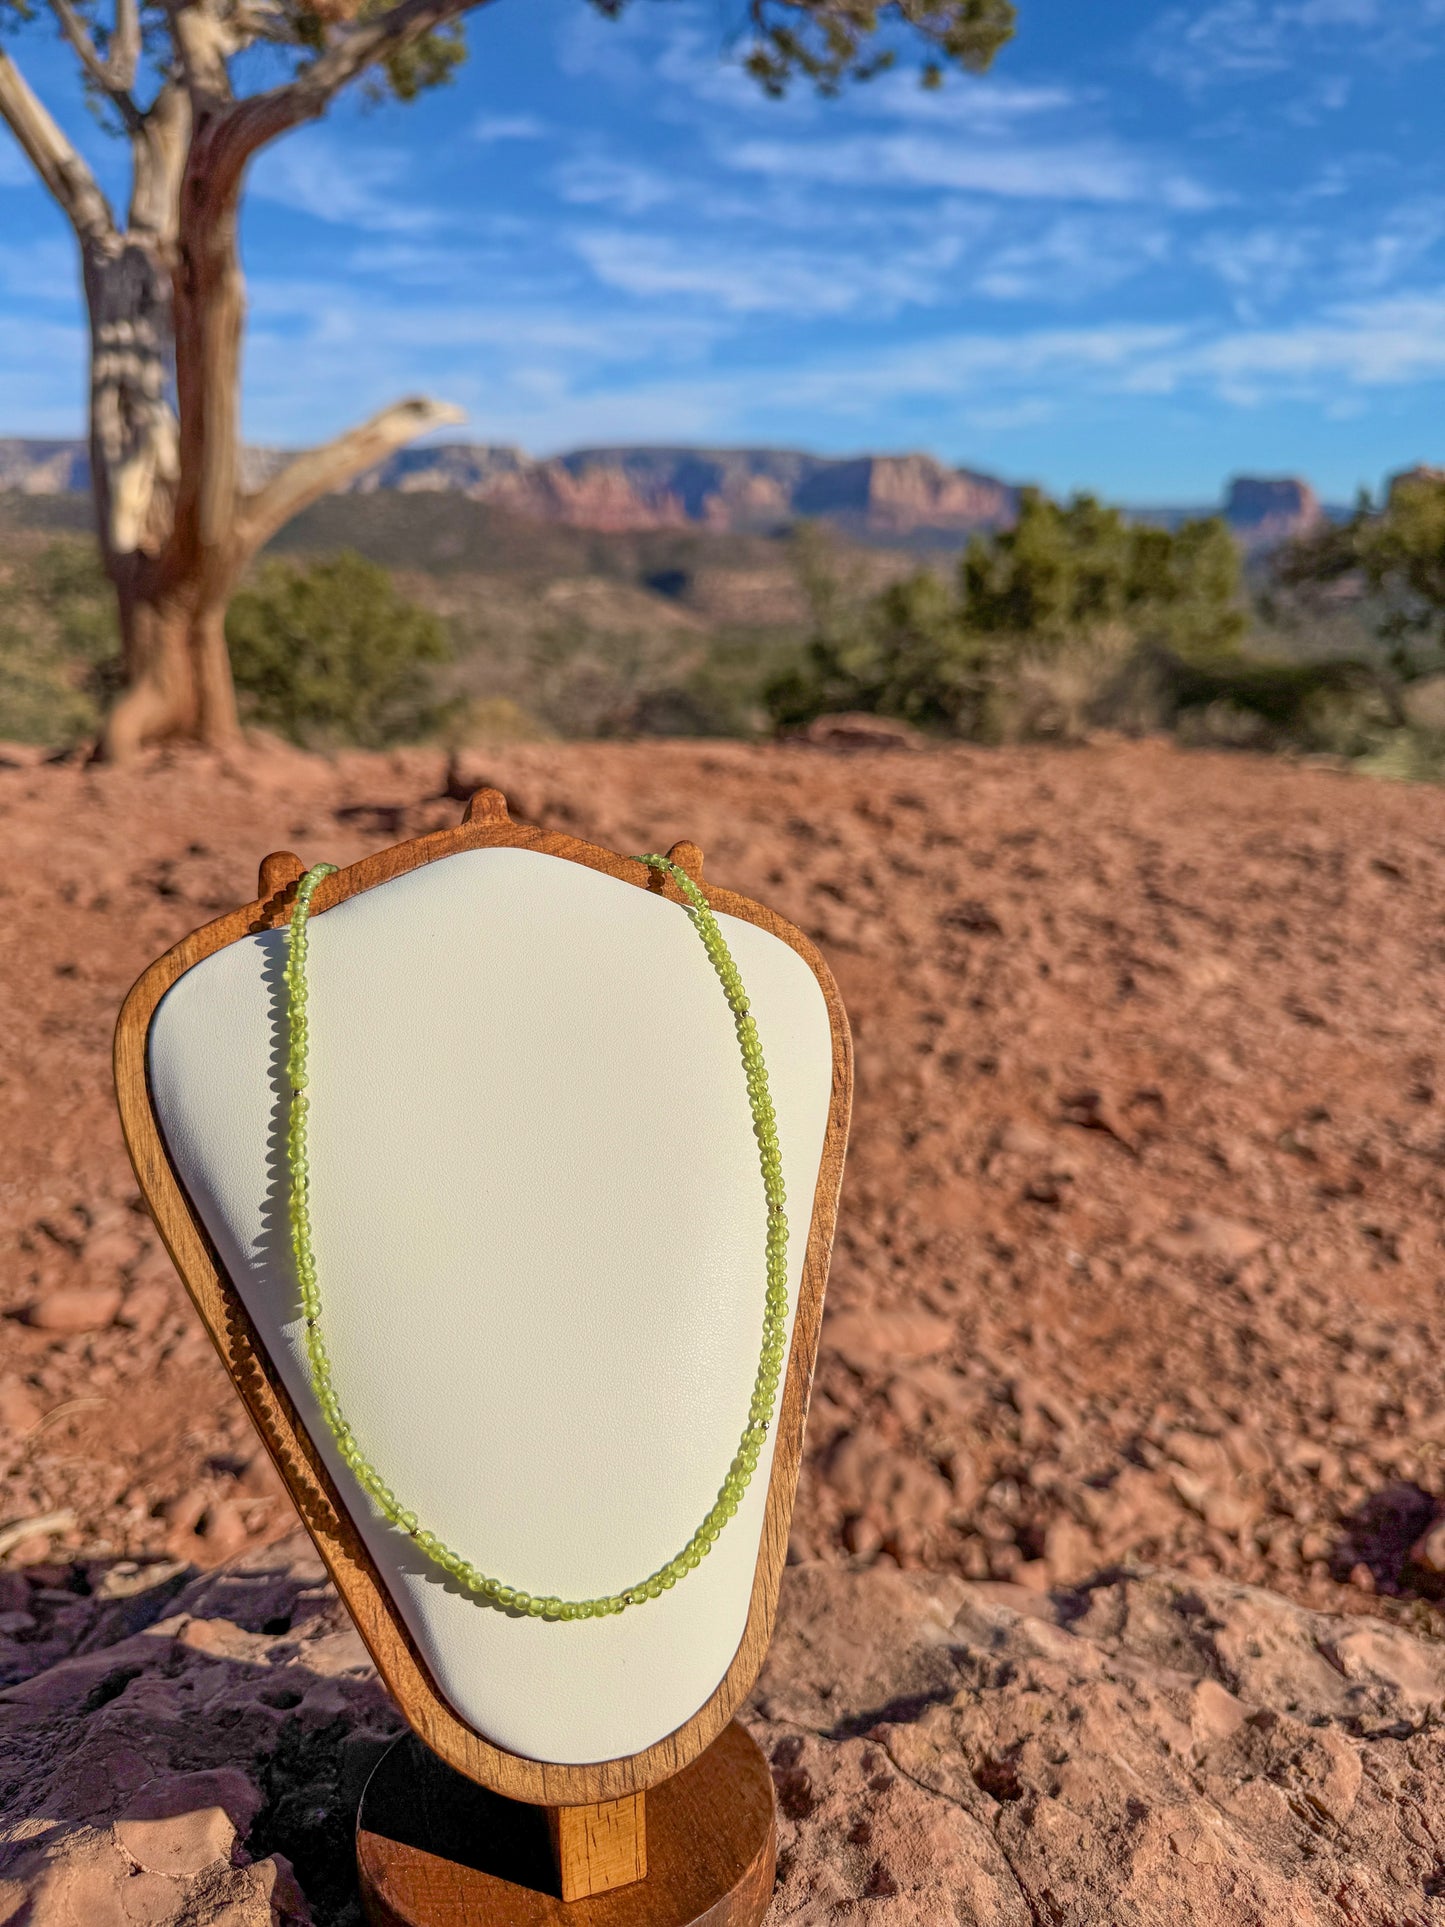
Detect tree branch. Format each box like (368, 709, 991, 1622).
(127, 77, 188, 236)
(237, 396, 465, 550)
(110, 0, 142, 93)
(0, 47, 115, 240)
(169, 0, 238, 111)
(204, 0, 488, 186)
(49, 0, 143, 130)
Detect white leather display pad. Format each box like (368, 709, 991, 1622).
(147, 846, 832, 1765)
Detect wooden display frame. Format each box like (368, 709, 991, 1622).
(114, 788, 852, 1813)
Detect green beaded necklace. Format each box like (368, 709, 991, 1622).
(284, 855, 789, 1621)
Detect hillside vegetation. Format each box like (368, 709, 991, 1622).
(1, 479, 1439, 776)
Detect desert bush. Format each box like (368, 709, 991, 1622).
(1279, 469, 1445, 675)
(443, 695, 550, 746)
(1144, 648, 1396, 755)
(1355, 728, 1445, 784)
(768, 492, 1247, 739)
(959, 490, 1246, 661)
(226, 552, 454, 747)
(982, 625, 1139, 743)
(767, 565, 991, 734)
(0, 612, 99, 744)
(0, 539, 118, 745)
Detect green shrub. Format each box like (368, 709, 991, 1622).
(226, 552, 453, 747)
(767, 565, 991, 734)
(0, 613, 100, 745)
(958, 490, 1246, 661)
(1355, 729, 1445, 784)
(1279, 469, 1445, 674)
(0, 539, 118, 746)
(767, 492, 1247, 738)
(1145, 648, 1395, 754)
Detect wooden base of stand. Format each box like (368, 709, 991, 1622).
(357, 1721, 777, 1927)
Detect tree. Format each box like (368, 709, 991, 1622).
(767, 490, 1246, 734)
(0, 0, 1016, 760)
(1277, 468, 1445, 679)
(957, 487, 1245, 660)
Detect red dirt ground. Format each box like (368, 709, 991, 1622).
(4, 734, 1445, 1674)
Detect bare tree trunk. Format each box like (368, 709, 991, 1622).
(90, 127, 252, 760)
(81, 227, 227, 761)
(83, 235, 179, 560)
(192, 600, 240, 743)
(99, 587, 240, 759)
(4, 14, 465, 764)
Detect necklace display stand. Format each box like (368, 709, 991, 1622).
(115, 790, 851, 1927)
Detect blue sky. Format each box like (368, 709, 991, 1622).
(3, 0, 1445, 500)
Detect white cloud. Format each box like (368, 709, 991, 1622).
(1165, 289, 1445, 395)
(727, 133, 1218, 210)
(975, 215, 1172, 301)
(1192, 200, 1445, 316)
(218, 278, 1445, 452)
(343, 230, 539, 287)
(245, 277, 722, 372)
(852, 73, 1080, 126)
(472, 114, 548, 143)
(639, 291, 1445, 419)
(962, 397, 1057, 431)
(1143, 0, 1441, 90)
(1340, 199, 1445, 289)
(1194, 225, 1316, 315)
(723, 324, 1184, 422)
(570, 227, 965, 316)
(250, 137, 436, 234)
(552, 155, 677, 215)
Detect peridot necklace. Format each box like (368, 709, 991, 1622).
(284, 855, 789, 1620)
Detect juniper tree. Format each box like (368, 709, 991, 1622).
(0, 0, 1014, 758)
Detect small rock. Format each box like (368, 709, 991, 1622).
(114, 1767, 262, 1877)
(3, 1533, 63, 1568)
(995, 1120, 1053, 1158)
(1190, 1677, 1247, 1746)
(81, 1226, 144, 1275)
(0, 1376, 42, 1435)
(199, 1499, 251, 1563)
(257, 1851, 313, 1924)
(790, 712, 925, 751)
(1410, 1514, 1445, 1575)
(117, 1280, 172, 1336)
(1042, 1515, 1098, 1584)
(825, 1309, 955, 1367)
(1155, 1212, 1266, 1267)
(25, 1286, 123, 1334)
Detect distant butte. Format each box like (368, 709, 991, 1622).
(0, 436, 1348, 549)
